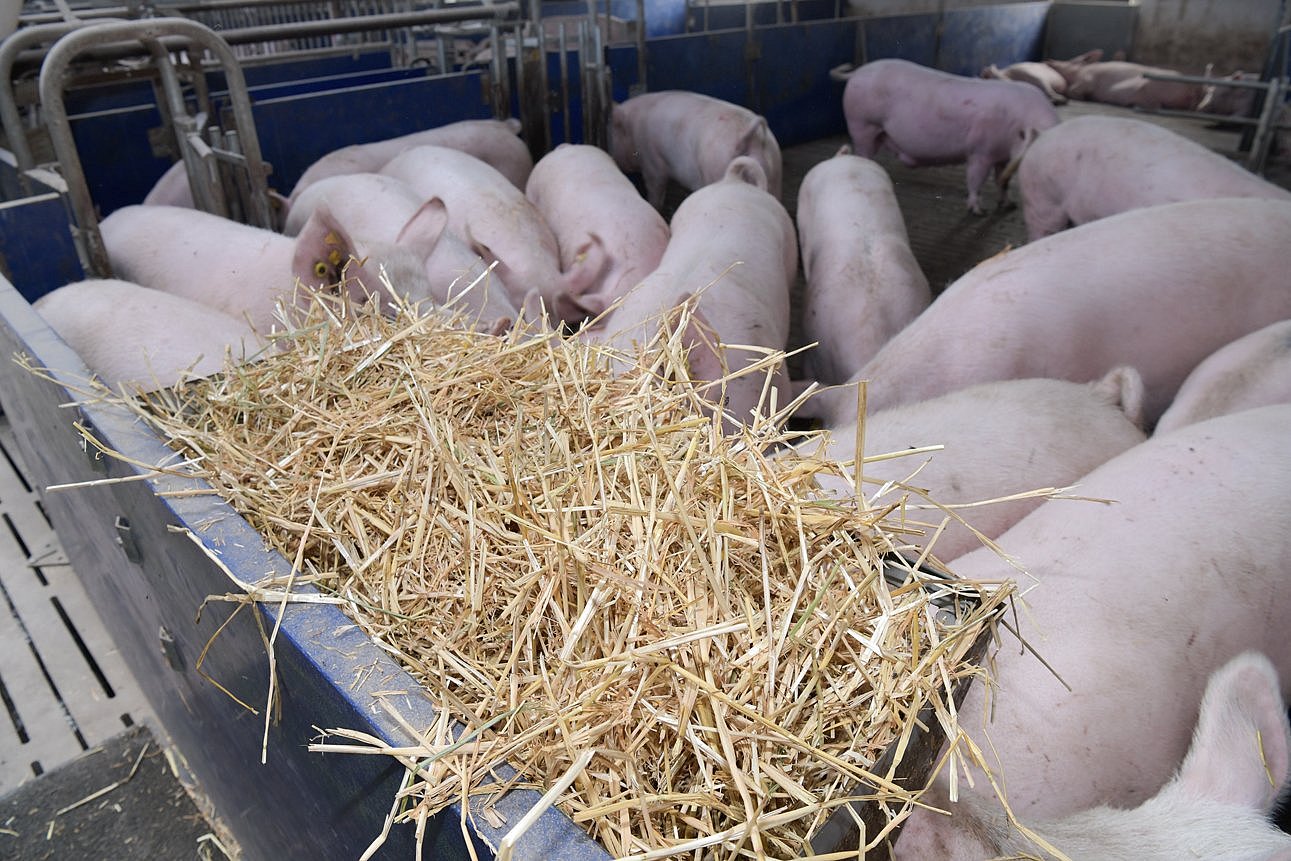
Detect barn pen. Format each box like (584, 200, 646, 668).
(1, 0, 1290, 858)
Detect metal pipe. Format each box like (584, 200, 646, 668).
(558, 21, 571, 144)
(1, 19, 127, 170)
(13, 5, 519, 68)
(1141, 70, 1273, 89)
(635, 0, 646, 93)
(39, 18, 276, 275)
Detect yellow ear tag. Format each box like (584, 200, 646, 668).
(324, 231, 342, 246)
(314, 261, 329, 278)
(327, 249, 344, 266)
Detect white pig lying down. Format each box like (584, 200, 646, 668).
(811, 198, 1291, 430)
(979, 61, 1069, 104)
(796, 146, 930, 386)
(378, 144, 604, 327)
(608, 89, 784, 209)
(99, 204, 440, 336)
(579, 157, 797, 433)
(1155, 319, 1291, 435)
(830, 58, 1060, 214)
(1019, 115, 1291, 240)
(286, 117, 533, 203)
(795, 370, 1145, 563)
(35, 279, 266, 390)
(283, 172, 517, 334)
(525, 144, 670, 320)
(891, 404, 1291, 860)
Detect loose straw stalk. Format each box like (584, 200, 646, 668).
(95, 288, 1013, 860)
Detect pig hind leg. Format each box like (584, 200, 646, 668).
(845, 118, 885, 159)
(964, 155, 999, 214)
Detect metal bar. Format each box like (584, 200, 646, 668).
(1141, 70, 1273, 89)
(14, 5, 519, 67)
(635, 0, 646, 93)
(38, 18, 277, 276)
(558, 22, 571, 144)
(1, 19, 126, 170)
(1248, 73, 1288, 173)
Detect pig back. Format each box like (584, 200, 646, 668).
(852, 197, 1291, 425)
(947, 404, 1291, 820)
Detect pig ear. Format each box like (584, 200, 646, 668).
(724, 156, 767, 190)
(291, 205, 354, 291)
(1092, 366, 1145, 430)
(562, 233, 608, 296)
(1172, 652, 1291, 814)
(395, 196, 450, 261)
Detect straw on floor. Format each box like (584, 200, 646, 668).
(75, 289, 1014, 860)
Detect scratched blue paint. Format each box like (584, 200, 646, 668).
(940, 1, 1049, 75)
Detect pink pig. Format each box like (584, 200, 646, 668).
(581, 158, 797, 431)
(609, 90, 783, 208)
(525, 144, 670, 319)
(288, 117, 533, 202)
(1045, 58, 1205, 110)
(379, 144, 602, 324)
(830, 58, 1059, 213)
(99, 204, 429, 334)
(892, 404, 1291, 861)
(797, 371, 1145, 563)
(35, 278, 266, 390)
(796, 146, 930, 385)
(816, 198, 1291, 429)
(1155, 320, 1291, 435)
(284, 172, 517, 332)
(1019, 115, 1291, 239)
(979, 61, 1069, 104)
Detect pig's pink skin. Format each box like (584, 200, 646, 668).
(796, 148, 929, 385)
(821, 198, 1291, 429)
(525, 144, 670, 318)
(288, 118, 532, 202)
(34, 278, 264, 389)
(831, 59, 1059, 213)
(1019, 115, 1291, 239)
(892, 405, 1291, 861)
(608, 90, 783, 208)
(1155, 320, 1291, 435)
(1045, 59, 1205, 110)
(980, 61, 1068, 104)
(379, 145, 599, 323)
(99, 205, 423, 334)
(1197, 70, 1259, 117)
(798, 371, 1145, 563)
(284, 172, 517, 331)
(580, 158, 797, 431)
(142, 160, 195, 207)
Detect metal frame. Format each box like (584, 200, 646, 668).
(37, 18, 275, 275)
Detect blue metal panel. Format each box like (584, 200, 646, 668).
(695, 0, 840, 31)
(541, 0, 688, 37)
(67, 104, 166, 215)
(940, 1, 1050, 75)
(754, 21, 855, 145)
(861, 14, 938, 67)
(251, 72, 492, 192)
(546, 48, 586, 146)
(0, 168, 83, 299)
(0, 274, 615, 861)
(607, 20, 854, 145)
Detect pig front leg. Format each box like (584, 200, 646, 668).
(964, 154, 996, 214)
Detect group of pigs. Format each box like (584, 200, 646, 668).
(31, 60, 1291, 859)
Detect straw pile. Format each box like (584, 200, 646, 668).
(84, 290, 1013, 859)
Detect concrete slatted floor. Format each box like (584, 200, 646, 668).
(0, 411, 154, 797)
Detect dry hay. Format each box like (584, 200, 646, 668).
(68, 290, 1014, 859)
